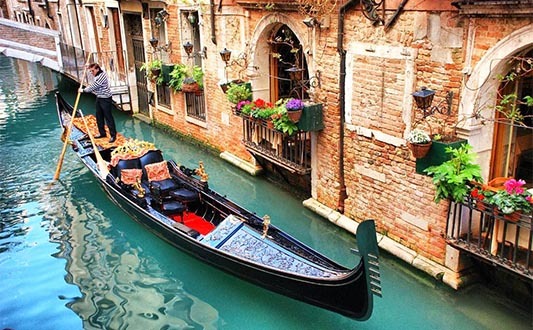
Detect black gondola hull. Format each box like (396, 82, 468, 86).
(56, 92, 380, 321)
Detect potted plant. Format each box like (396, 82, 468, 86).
(272, 112, 299, 135)
(486, 178, 532, 219)
(284, 98, 304, 123)
(168, 63, 204, 94)
(406, 129, 432, 159)
(226, 82, 252, 105)
(140, 59, 163, 85)
(424, 144, 483, 203)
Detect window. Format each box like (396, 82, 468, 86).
(156, 84, 171, 108)
(185, 93, 206, 121)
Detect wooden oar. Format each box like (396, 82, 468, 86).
(78, 110, 110, 178)
(53, 52, 92, 181)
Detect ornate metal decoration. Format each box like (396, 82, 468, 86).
(361, 0, 384, 25)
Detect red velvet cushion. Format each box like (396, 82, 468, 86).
(145, 161, 171, 182)
(120, 169, 142, 185)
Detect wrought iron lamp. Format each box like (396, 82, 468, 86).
(150, 37, 171, 52)
(183, 42, 206, 59)
(412, 86, 453, 118)
(219, 48, 231, 63)
(220, 48, 232, 82)
(183, 41, 194, 56)
(149, 37, 159, 49)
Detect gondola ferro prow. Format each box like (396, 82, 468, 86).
(352, 220, 382, 298)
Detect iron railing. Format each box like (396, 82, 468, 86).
(59, 43, 128, 88)
(241, 116, 311, 174)
(447, 197, 532, 280)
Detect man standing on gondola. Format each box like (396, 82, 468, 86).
(80, 63, 117, 143)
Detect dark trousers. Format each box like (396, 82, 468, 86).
(95, 97, 116, 137)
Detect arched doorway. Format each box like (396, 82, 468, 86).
(268, 25, 310, 101)
(490, 50, 533, 185)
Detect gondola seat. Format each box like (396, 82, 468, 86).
(140, 150, 180, 195)
(158, 200, 186, 215)
(113, 158, 142, 181)
(169, 188, 199, 203)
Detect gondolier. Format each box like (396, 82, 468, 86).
(80, 63, 117, 143)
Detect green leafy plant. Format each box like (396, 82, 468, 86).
(226, 82, 252, 104)
(272, 111, 298, 135)
(424, 144, 483, 203)
(168, 63, 204, 92)
(140, 59, 163, 85)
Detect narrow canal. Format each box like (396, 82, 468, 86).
(0, 56, 531, 329)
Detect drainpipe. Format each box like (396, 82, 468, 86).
(336, 0, 358, 213)
(210, 0, 217, 45)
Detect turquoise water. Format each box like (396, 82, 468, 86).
(0, 55, 531, 329)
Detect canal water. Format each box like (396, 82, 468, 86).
(0, 56, 530, 329)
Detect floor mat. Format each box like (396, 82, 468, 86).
(172, 212, 215, 235)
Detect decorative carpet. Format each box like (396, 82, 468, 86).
(172, 212, 215, 235)
(72, 115, 125, 148)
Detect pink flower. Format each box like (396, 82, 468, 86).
(504, 178, 526, 195)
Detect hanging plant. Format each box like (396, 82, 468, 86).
(140, 59, 163, 85)
(169, 63, 204, 93)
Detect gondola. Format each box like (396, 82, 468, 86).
(55, 92, 382, 321)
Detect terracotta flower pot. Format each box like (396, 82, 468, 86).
(287, 109, 302, 123)
(408, 141, 432, 159)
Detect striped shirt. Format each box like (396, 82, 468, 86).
(84, 70, 112, 98)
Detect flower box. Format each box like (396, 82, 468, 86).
(297, 103, 324, 131)
(161, 64, 174, 85)
(416, 137, 467, 175)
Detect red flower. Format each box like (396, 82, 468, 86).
(471, 188, 484, 200)
(254, 98, 266, 108)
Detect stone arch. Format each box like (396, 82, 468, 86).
(248, 13, 311, 102)
(459, 24, 533, 179)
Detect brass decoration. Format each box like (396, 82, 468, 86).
(195, 161, 209, 182)
(262, 215, 271, 238)
(132, 178, 146, 198)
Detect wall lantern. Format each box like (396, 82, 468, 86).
(187, 12, 197, 25)
(183, 42, 206, 59)
(183, 41, 194, 56)
(154, 9, 169, 28)
(150, 37, 159, 49)
(302, 17, 318, 28)
(412, 86, 453, 118)
(219, 48, 232, 63)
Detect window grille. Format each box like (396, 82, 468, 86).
(185, 92, 206, 121)
(156, 84, 171, 108)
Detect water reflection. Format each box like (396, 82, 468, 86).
(50, 175, 220, 329)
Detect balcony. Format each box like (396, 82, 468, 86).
(447, 197, 532, 280)
(241, 116, 312, 174)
